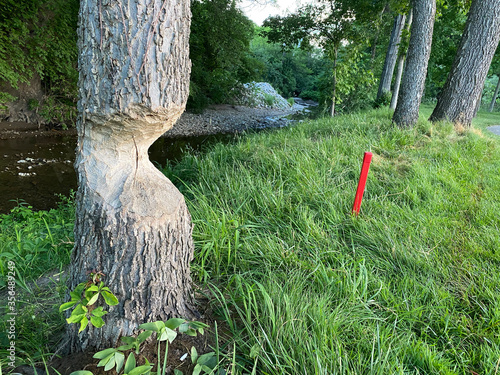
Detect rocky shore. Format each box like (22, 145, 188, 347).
(163, 104, 297, 138)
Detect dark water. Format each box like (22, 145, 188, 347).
(0, 133, 233, 214)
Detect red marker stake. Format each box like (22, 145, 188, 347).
(352, 152, 373, 215)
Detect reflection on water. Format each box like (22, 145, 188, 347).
(0, 133, 234, 214)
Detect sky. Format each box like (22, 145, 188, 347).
(239, 0, 307, 26)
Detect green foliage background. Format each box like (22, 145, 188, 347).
(188, 0, 261, 112)
(0, 0, 79, 120)
(1, 0, 499, 122)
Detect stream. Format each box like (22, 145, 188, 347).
(0, 133, 232, 214)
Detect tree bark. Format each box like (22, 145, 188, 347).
(390, 10, 413, 111)
(390, 55, 405, 111)
(330, 45, 338, 117)
(393, 0, 436, 127)
(489, 75, 500, 112)
(66, 0, 193, 353)
(376, 13, 406, 102)
(429, 0, 500, 126)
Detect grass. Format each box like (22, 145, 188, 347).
(165, 107, 500, 374)
(2, 108, 500, 373)
(0, 197, 74, 368)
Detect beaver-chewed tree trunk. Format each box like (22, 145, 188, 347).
(66, 0, 193, 353)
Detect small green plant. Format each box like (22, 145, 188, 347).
(28, 98, 40, 111)
(190, 346, 219, 375)
(40, 96, 77, 129)
(69, 318, 212, 375)
(263, 93, 275, 107)
(287, 97, 295, 106)
(59, 271, 118, 332)
(373, 90, 392, 108)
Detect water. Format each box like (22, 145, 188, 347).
(0, 133, 234, 214)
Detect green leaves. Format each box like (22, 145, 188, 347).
(59, 280, 118, 332)
(92, 350, 151, 375)
(72, 319, 211, 375)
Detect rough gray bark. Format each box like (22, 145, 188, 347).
(377, 13, 406, 102)
(429, 0, 500, 126)
(66, 0, 193, 353)
(489, 75, 500, 112)
(390, 10, 413, 111)
(393, 0, 436, 127)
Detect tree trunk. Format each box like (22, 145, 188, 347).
(330, 46, 338, 117)
(429, 0, 500, 126)
(390, 55, 405, 111)
(376, 13, 406, 102)
(393, 0, 436, 127)
(66, 0, 194, 353)
(489, 75, 500, 112)
(390, 10, 413, 111)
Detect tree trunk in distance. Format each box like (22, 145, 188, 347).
(67, 0, 193, 353)
(390, 10, 413, 111)
(330, 46, 338, 117)
(390, 55, 405, 111)
(429, 0, 500, 126)
(376, 13, 406, 102)
(393, 0, 436, 127)
(489, 75, 500, 112)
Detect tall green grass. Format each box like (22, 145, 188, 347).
(165, 108, 500, 374)
(1, 108, 500, 373)
(0, 197, 74, 367)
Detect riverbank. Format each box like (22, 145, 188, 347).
(0, 104, 304, 140)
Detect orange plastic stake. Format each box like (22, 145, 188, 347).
(352, 152, 373, 215)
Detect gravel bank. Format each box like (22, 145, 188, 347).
(163, 104, 297, 138)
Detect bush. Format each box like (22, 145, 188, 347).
(373, 90, 392, 108)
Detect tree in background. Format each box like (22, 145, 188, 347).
(486, 51, 500, 112)
(429, 0, 500, 126)
(263, 0, 382, 116)
(376, 13, 406, 104)
(251, 27, 327, 101)
(390, 10, 412, 110)
(424, 1, 467, 101)
(68, 0, 194, 352)
(393, 0, 436, 127)
(189, 0, 260, 112)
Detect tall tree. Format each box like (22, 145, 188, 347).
(67, 0, 194, 353)
(189, 0, 258, 111)
(263, 0, 383, 116)
(430, 0, 500, 125)
(393, 0, 436, 127)
(390, 10, 412, 110)
(377, 13, 406, 102)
